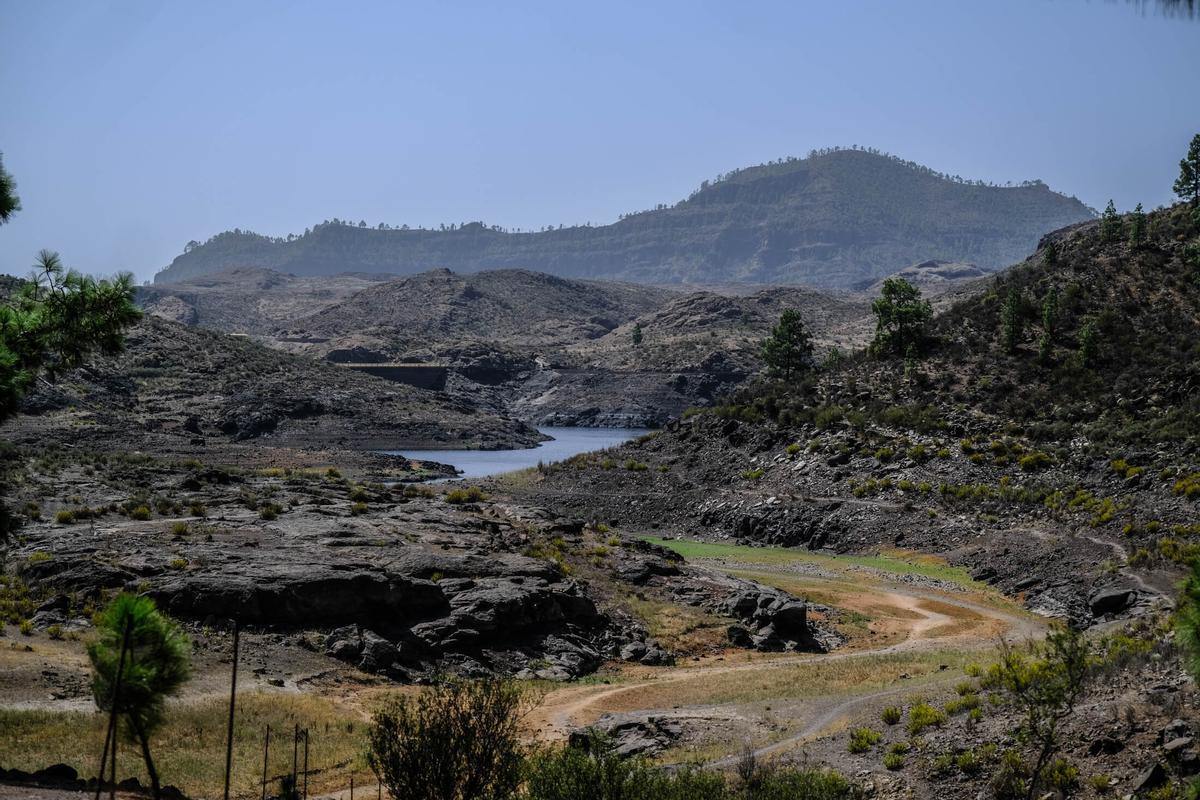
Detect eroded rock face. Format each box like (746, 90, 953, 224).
(13, 490, 666, 681)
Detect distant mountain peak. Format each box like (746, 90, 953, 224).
(155, 148, 1094, 289)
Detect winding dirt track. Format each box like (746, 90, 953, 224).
(527, 570, 1044, 761)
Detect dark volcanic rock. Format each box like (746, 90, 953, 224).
(572, 713, 684, 759)
(150, 568, 448, 626)
(1089, 584, 1137, 617)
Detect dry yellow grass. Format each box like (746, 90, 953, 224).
(0, 692, 370, 799)
(587, 648, 971, 714)
(622, 593, 729, 654)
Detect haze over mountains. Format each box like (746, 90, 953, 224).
(154, 149, 1095, 289)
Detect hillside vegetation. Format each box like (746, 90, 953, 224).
(154, 149, 1094, 288)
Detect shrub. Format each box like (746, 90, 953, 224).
(1018, 451, 1052, 471)
(906, 702, 946, 735)
(188, 502, 206, 517)
(1042, 757, 1079, 794)
(129, 505, 152, 521)
(28, 551, 51, 564)
(813, 405, 846, 430)
(741, 468, 765, 480)
(880, 706, 901, 725)
(990, 749, 1030, 800)
(873, 447, 894, 463)
(525, 735, 727, 800)
(54, 509, 75, 524)
(445, 486, 487, 504)
(785, 443, 802, 456)
(349, 485, 369, 502)
(168, 557, 187, 570)
(47, 623, 64, 640)
(402, 485, 435, 499)
(739, 765, 853, 800)
(1174, 472, 1200, 499)
(847, 727, 882, 753)
(1111, 459, 1144, 480)
(350, 501, 369, 516)
(1088, 773, 1113, 794)
(945, 694, 980, 714)
(19, 619, 33, 635)
(624, 460, 649, 472)
(259, 504, 280, 521)
(881, 752, 904, 771)
(170, 521, 189, 536)
(367, 679, 528, 800)
(947, 749, 976, 774)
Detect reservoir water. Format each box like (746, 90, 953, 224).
(386, 426, 653, 480)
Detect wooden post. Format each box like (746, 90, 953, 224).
(94, 618, 132, 800)
(292, 723, 299, 795)
(108, 718, 117, 800)
(260, 724, 270, 800)
(223, 620, 240, 800)
(302, 728, 309, 800)
(350, 776, 354, 800)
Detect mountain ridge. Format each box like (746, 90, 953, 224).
(154, 148, 1095, 289)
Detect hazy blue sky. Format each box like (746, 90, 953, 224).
(1, 0, 1196, 281)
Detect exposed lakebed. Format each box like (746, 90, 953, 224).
(386, 426, 653, 479)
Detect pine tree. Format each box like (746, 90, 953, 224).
(1043, 240, 1058, 267)
(1176, 559, 1200, 681)
(0, 153, 18, 224)
(1037, 332, 1052, 366)
(1127, 203, 1146, 248)
(631, 322, 643, 346)
(1001, 287, 1022, 353)
(89, 594, 192, 799)
(869, 278, 933, 358)
(1174, 133, 1200, 205)
(0, 251, 141, 425)
(1100, 200, 1121, 242)
(1078, 318, 1099, 367)
(761, 309, 814, 381)
(1041, 287, 1059, 338)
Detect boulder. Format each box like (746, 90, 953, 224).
(1133, 763, 1168, 794)
(769, 599, 808, 637)
(1089, 584, 1136, 617)
(324, 625, 362, 661)
(31, 764, 78, 786)
(574, 714, 684, 759)
(620, 642, 648, 662)
(358, 630, 400, 672)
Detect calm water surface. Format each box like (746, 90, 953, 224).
(387, 426, 652, 479)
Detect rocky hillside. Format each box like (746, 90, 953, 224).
(154, 149, 1094, 288)
(0, 315, 542, 461)
(508, 203, 1200, 625)
(136, 268, 391, 334)
(280, 268, 677, 356)
(262, 269, 879, 428)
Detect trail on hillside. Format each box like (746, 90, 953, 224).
(526, 563, 1043, 751)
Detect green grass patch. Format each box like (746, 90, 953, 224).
(643, 537, 983, 590)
